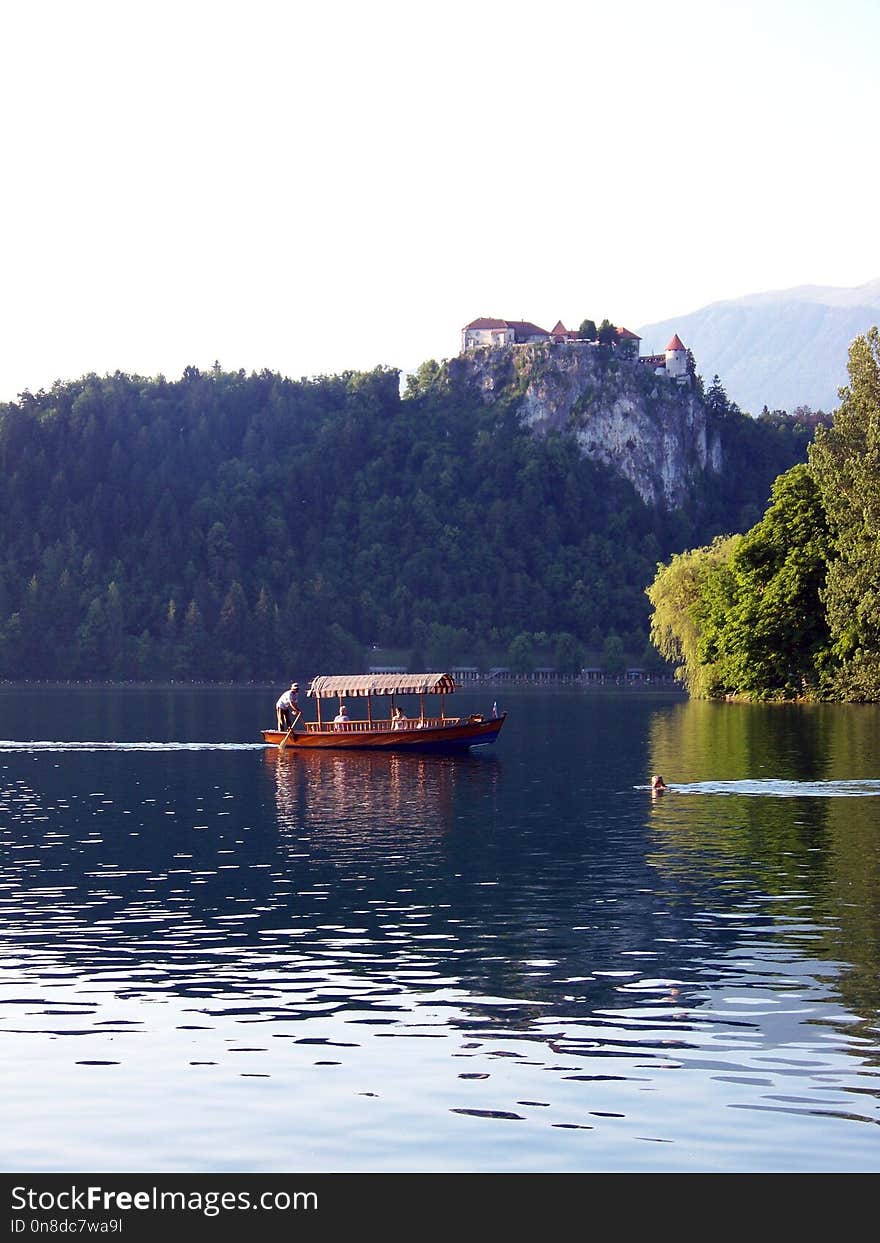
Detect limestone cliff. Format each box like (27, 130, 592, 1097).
(449, 342, 722, 509)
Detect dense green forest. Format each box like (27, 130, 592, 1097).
(0, 357, 820, 682)
(647, 329, 880, 702)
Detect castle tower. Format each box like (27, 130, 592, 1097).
(665, 333, 688, 379)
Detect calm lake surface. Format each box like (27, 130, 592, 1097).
(1, 685, 879, 1173)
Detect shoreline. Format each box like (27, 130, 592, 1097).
(0, 678, 685, 693)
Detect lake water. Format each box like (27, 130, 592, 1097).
(1, 685, 879, 1173)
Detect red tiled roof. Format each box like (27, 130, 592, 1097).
(506, 320, 550, 337)
(616, 326, 641, 340)
(666, 334, 686, 351)
(464, 317, 550, 337)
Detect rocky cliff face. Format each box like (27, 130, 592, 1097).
(449, 342, 722, 509)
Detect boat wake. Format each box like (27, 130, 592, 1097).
(642, 778, 880, 798)
(0, 741, 265, 753)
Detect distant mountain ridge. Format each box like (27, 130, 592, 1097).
(638, 279, 880, 415)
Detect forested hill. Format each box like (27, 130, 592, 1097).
(0, 362, 818, 681)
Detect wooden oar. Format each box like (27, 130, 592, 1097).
(278, 711, 301, 750)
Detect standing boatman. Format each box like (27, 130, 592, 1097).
(276, 682, 300, 731)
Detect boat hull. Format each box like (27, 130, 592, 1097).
(262, 713, 506, 752)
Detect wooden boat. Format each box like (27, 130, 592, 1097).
(262, 672, 506, 752)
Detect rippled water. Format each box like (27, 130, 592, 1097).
(1, 687, 879, 1172)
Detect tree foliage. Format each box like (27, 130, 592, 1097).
(0, 360, 820, 683)
(693, 465, 834, 698)
(596, 318, 617, 346)
(646, 534, 740, 694)
(647, 329, 880, 701)
(808, 327, 880, 699)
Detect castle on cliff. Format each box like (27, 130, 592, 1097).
(461, 317, 690, 382)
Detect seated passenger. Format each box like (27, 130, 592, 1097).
(391, 706, 406, 730)
(333, 704, 350, 729)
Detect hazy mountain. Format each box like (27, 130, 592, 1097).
(638, 279, 880, 415)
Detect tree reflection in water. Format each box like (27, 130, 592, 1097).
(646, 698, 880, 1046)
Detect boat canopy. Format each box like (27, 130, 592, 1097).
(307, 672, 456, 699)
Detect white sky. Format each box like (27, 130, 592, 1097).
(1, 0, 878, 400)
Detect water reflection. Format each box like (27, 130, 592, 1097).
(646, 699, 880, 1054)
(0, 690, 879, 1170)
(267, 747, 500, 846)
(647, 699, 880, 786)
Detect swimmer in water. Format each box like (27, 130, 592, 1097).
(651, 774, 668, 793)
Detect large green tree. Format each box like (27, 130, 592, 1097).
(646, 329, 880, 702)
(809, 328, 880, 699)
(597, 318, 617, 346)
(578, 319, 597, 342)
(646, 534, 740, 694)
(646, 468, 834, 699)
(694, 464, 834, 698)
